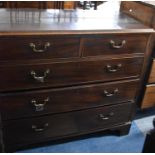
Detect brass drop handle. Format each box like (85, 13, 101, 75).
(30, 69, 50, 83)
(104, 88, 118, 97)
(99, 112, 114, 120)
(110, 40, 126, 49)
(31, 97, 50, 112)
(32, 123, 49, 132)
(29, 42, 51, 53)
(106, 64, 122, 73)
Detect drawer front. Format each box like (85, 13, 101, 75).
(0, 79, 139, 120)
(3, 102, 132, 145)
(82, 34, 149, 56)
(141, 84, 155, 109)
(148, 59, 155, 83)
(0, 57, 143, 91)
(0, 36, 80, 61)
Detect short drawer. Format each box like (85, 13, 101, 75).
(0, 79, 139, 120)
(3, 102, 132, 145)
(0, 36, 80, 61)
(148, 59, 155, 83)
(141, 84, 155, 109)
(0, 57, 143, 92)
(81, 34, 149, 56)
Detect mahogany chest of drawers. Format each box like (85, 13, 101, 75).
(0, 4, 154, 152)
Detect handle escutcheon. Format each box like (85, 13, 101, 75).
(106, 64, 122, 73)
(110, 40, 126, 49)
(30, 69, 50, 83)
(31, 97, 50, 112)
(29, 42, 51, 53)
(99, 112, 114, 120)
(32, 123, 49, 132)
(104, 88, 119, 97)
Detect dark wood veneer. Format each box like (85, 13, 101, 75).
(3, 102, 132, 146)
(82, 34, 149, 56)
(0, 57, 143, 92)
(0, 79, 139, 120)
(0, 2, 153, 152)
(122, 2, 155, 109)
(0, 36, 80, 61)
(121, 2, 155, 29)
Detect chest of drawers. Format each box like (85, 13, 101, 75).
(0, 4, 154, 152)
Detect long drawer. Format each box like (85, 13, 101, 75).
(81, 34, 149, 56)
(0, 79, 139, 120)
(0, 36, 80, 61)
(3, 102, 132, 145)
(0, 57, 143, 92)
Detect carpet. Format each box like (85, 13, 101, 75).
(17, 122, 145, 153)
(135, 107, 155, 135)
